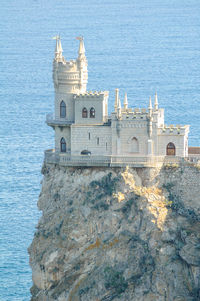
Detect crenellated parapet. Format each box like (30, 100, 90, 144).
(112, 109, 148, 121)
(160, 124, 190, 135)
(74, 91, 108, 98)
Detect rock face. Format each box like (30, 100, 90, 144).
(29, 163, 200, 301)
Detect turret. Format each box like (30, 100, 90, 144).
(154, 92, 158, 111)
(148, 96, 152, 117)
(123, 92, 128, 110)
(52, 36, 88, 94)
(117, 96, 122, 119)
(54, 36, 59, 58)
(52, 36, 88, 123)
(148, 96, 153, 138)
(54, 36, 63, 62)
(77, 36, 86, 57)
(58, 39, 63, 54)
(114, 88, 119, 112)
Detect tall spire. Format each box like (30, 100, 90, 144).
(76, 36, 85, 57)
(53, 35, 63, 61)
(154, 92, 158, 110)
(124, 92, 128, 110)
(148, 96, 153, 137)
(118, 97, 121, 110)
(115, 88, 119, 112)
(117, 97, 121, 119)
(148, 96, 153, 118)
(54, 35, 60, 59)
(117, 91, 121, 119)
(58, 38, 63, 54)
(76, 36, 88, 93)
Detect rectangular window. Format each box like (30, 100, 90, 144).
(97, 137, 99, 145)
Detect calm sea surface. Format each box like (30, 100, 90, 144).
(0, 0, 200, 300)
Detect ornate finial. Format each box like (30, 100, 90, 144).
(154, 92, 158, 110)
(124, 92, 128, 110)
(52, 35, 60, 41)
(76, 36, 83, 41)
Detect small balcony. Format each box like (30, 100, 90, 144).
(44, 149, 59, 164)
(46, 113, 74, 127)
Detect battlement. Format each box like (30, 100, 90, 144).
(74, 91, 108, 98)
(160, 124, 190, 135)
(112, 110, 148, 121)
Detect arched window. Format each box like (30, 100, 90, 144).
(90, 107, 95, 118)
(60, 101, 66, 118)
(82, 107, 88, 118)
(60, 137, 66, 152)
(130, 137, 139, 153)
(166, 142, 176, 156)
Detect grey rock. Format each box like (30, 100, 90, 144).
(29, 164, 200, 301)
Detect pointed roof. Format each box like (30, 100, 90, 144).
(115, 88, 119, 112)
(154, 92, 158, 110)
(117, 95, 121, 119)
(76, 36, 85, 55)
(118, 97, 121, 109)
(54, 35, 60, 55)
(148, 96, 152, 110)
(58, 38, 63, 53)
(53, 35, 63, 60)
(148, 96, 153, 117)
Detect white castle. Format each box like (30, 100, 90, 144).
(45, 36, 190, 167)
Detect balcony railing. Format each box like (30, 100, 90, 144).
(46, 113, 73, 125)
(44, 149, 200, 167)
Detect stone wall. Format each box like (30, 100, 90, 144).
(55, 127, 71, 153)
(71, 125, 111, 155)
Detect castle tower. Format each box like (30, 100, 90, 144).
(52, 36, 88, 123)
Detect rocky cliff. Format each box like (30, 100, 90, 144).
(29, 163, 200, 301)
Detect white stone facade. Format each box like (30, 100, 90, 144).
(46, 37, 190, 166)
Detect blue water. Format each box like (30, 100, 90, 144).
(0, 0, 200, 300)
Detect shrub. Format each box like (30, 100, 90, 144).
(104, 266, 128, 295)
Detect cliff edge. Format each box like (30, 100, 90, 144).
(29, 163, 200, 301)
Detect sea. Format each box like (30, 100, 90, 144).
(0, 0, 199, 300)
